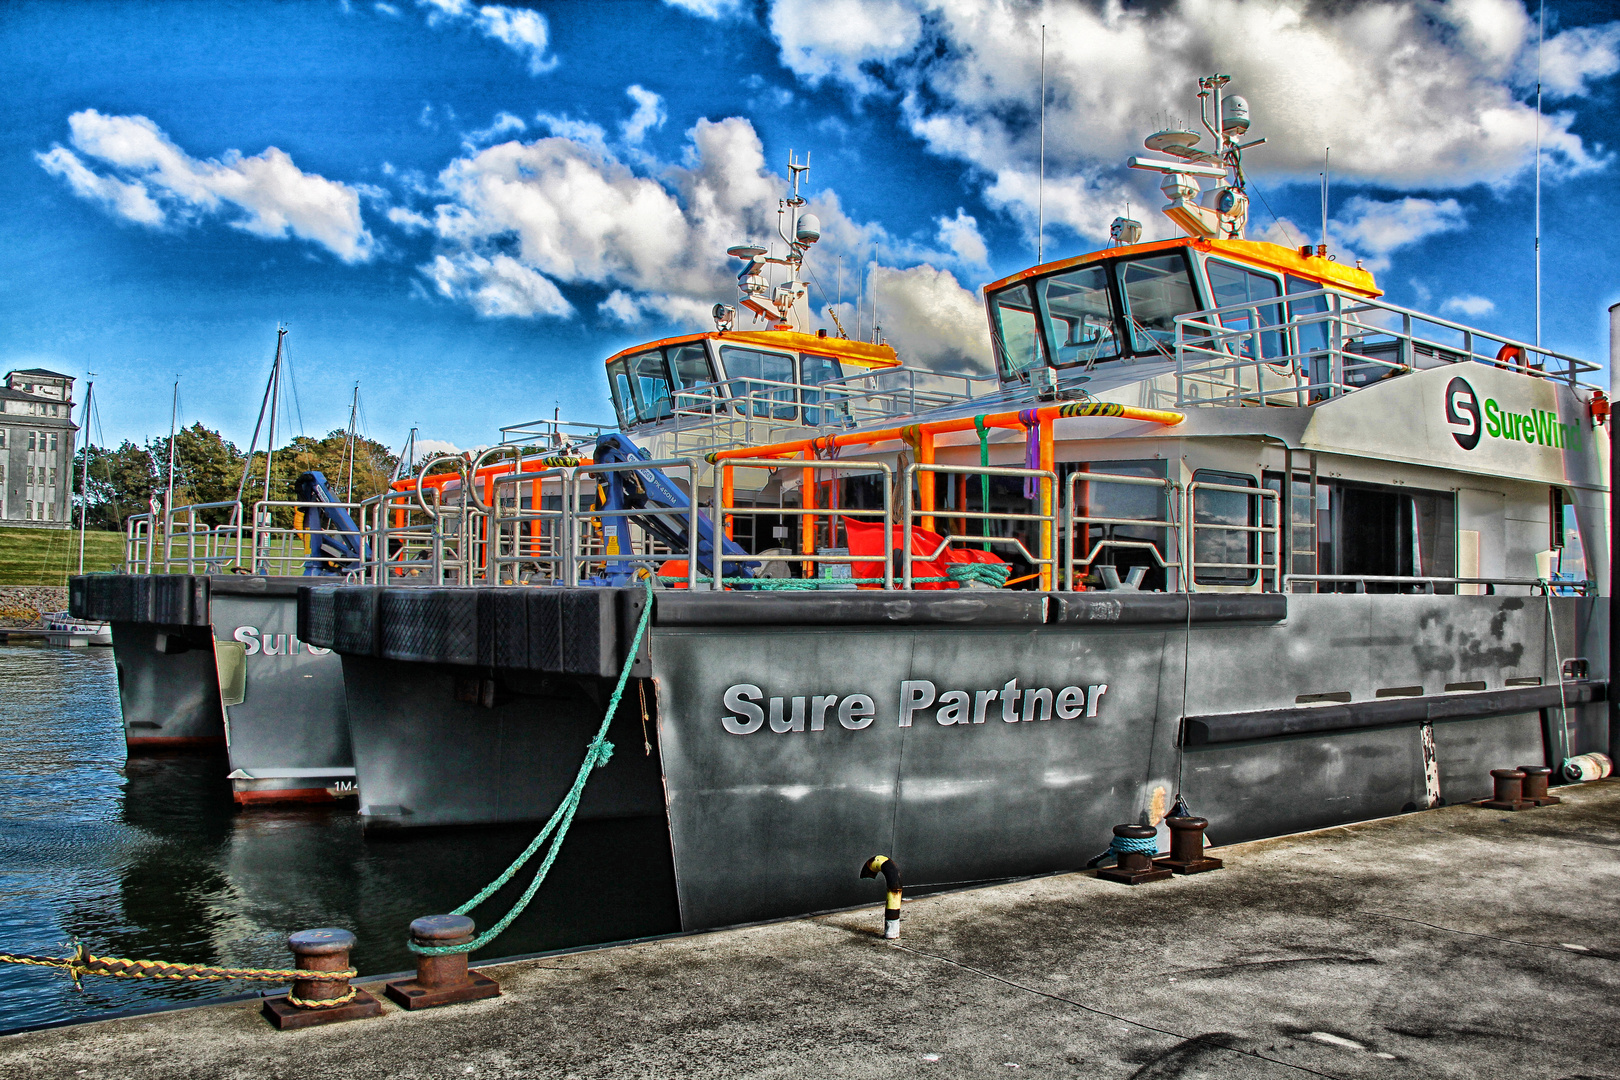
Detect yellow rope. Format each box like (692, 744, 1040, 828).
(0, 947, 356, 988)
(286, 987, 360, 1009)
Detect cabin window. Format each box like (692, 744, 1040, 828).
(625, 349, 673, 421)
(1037, 266, 1119, 368)
(1118, 253, 1201, 356)
(606, 358, 637, 428)
(667, 343, 714, 389)
(1191, 469, 1258, 586)
(988, 284, 1045, 377)
(800, 353, 847, 427)
(1207, 259, 1285, 359)
(719, 346, 797, 420)
(1314, 480, 1455, 592)
(1286, 275, 1333, 394)
(1550, 488, 1587, 584)
(1064, 460, 1174, 591)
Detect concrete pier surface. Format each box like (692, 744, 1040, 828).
(4, 782, 1618, 1079)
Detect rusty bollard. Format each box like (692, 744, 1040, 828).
(384, 915, 502, 1010)
(262, 928, 382, 1030)
(1153, 816, 1224, 875)
(1097, 824, 1173, 885)
(1518, 765, 1561, 806)
(1477, 768, 1533, 811)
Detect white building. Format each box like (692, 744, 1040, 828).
(1, 369, 78, 527)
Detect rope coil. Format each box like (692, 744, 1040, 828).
(1110, 834, 1159, 856)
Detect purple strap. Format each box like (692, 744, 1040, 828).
(1020, 410, 1039, 499)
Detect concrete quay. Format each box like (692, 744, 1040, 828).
(3, 781, 1617, 1079)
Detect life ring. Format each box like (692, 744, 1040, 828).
(1496, 343, 1526, 370)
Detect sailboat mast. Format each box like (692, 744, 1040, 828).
(77, 378, 93, 575)
(263, 325, 286, 510)
(164, 379, 178, 522)
(344, 383, 359, 503)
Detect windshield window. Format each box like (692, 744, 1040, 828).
(1119, 253, 1200, 355)
(667, 343, 714, 388)
(1038, 265, 1119, 367)
(606, 358, 637, 428)
(719, 346, 797, 419)
(988, 284, 1045, 378)
(626, 349, 672, 421)
(1208, 259, 1285, 359)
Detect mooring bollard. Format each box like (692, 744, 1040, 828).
(1518, 765, 1561, 806)
(859, 856, 902, 939)
(1097, 824, 1173, 885)
(384, 915, 502, 1010)
(261, 928, 383, 1030)
(1476, 768, 1533, 811)
(1153, 815, 1224, 875)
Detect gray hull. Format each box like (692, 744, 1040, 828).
(311, 587, 1609, 932)
(75, 575, 354, 803)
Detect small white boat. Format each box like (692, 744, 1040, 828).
(43, 611, 112, 647)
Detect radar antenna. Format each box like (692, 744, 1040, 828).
(720, 150, 820, 331)
(1126, 74, 1266, 240)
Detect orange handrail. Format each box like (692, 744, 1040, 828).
(706, 401, 1182, 463)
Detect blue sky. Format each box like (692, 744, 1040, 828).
(3, 0, 1617, 458)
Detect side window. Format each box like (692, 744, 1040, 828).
(1551, 488, 1587, 584)
(1208, 260, 1285, 359)
(1117, 253, 1200, 356)
(625, 349, 672, 421)
(1037, 265, 1119, 367)
(606, 358, 638, 429)
(719, 347, 797, 419)
(1192, 469, 1258, 586)
(800, 354, 847, 427)
(988, 284, 1045, 377)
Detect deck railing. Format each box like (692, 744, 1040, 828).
(1173, 288, 1600, 407)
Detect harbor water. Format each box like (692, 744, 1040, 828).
(0, 642, 681, 1034)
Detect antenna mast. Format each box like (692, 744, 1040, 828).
(1037, 23, 1046, 263)
(1535, 0, 1543, 347)
(719, 151, 821, 332)
(1320, 147, 1330, 252)
(77, 376, 94, 575)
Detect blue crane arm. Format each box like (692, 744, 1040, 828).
(292, 470, 371, 576)
(587, 433, 757, 586)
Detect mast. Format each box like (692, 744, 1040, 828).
(263, 325, 286, 510)
(164, 379, 178, 523)
(1535, 0, 1543, 348)
(77, 377, 93, 575)
(344, 382, 359, 502)
(1037, 23, 1046, 263)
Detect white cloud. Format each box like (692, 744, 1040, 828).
(464, 111, 528, 147)
(662, 0, 745, 17)
(1536, 21, 1620, 97)
(425, 251, 574, 318)
(1331, 196, 1467, 271)
(770, 0, 920, 94)
(374, 2, 401, 16)
(414, 112, 991, 372)
(412, 437, 465, 462)
(858, 264, 991, 375)
(764, 0, 1608, 246)
(36, 146, 165, 225)
(415, 0, 557, 74)
(1441, 294, 1497, 318)
(934, 208, 988, 267)
(38, 109, 376, 262)
(387, 205, 433, 231)
(621, 86, 667, 145)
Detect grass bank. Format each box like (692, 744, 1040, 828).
(0, 528, 125, 585)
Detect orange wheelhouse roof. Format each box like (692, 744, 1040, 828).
(605, 330, 900, 370)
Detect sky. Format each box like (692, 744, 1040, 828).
(2, 0, 1618, 460)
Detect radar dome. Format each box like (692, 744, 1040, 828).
(1221, 96, 1250, 135)
(795, 214, 821, 244)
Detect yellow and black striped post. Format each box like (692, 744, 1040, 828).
(860, 855, 902, 939)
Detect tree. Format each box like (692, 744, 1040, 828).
(72, 441, 157, 530)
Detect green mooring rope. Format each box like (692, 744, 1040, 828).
(409, 579, 655, 957)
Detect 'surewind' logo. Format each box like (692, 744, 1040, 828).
(1445, 377, 1480, 450)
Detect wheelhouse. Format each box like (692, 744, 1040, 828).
(603, 330, 902, 432)
(984, 237, 1381, 386)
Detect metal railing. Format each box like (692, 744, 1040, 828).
(1283, 573, 1588, 596)
(571, 457, 704, 587)
(1173, 287, 1600, 407)
(1064, 471, 1184, 591)
(1187, 481, 1280, 587)
(902, 463, 1056, 589)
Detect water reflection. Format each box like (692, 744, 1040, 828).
(0, 643, 679, 1033)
